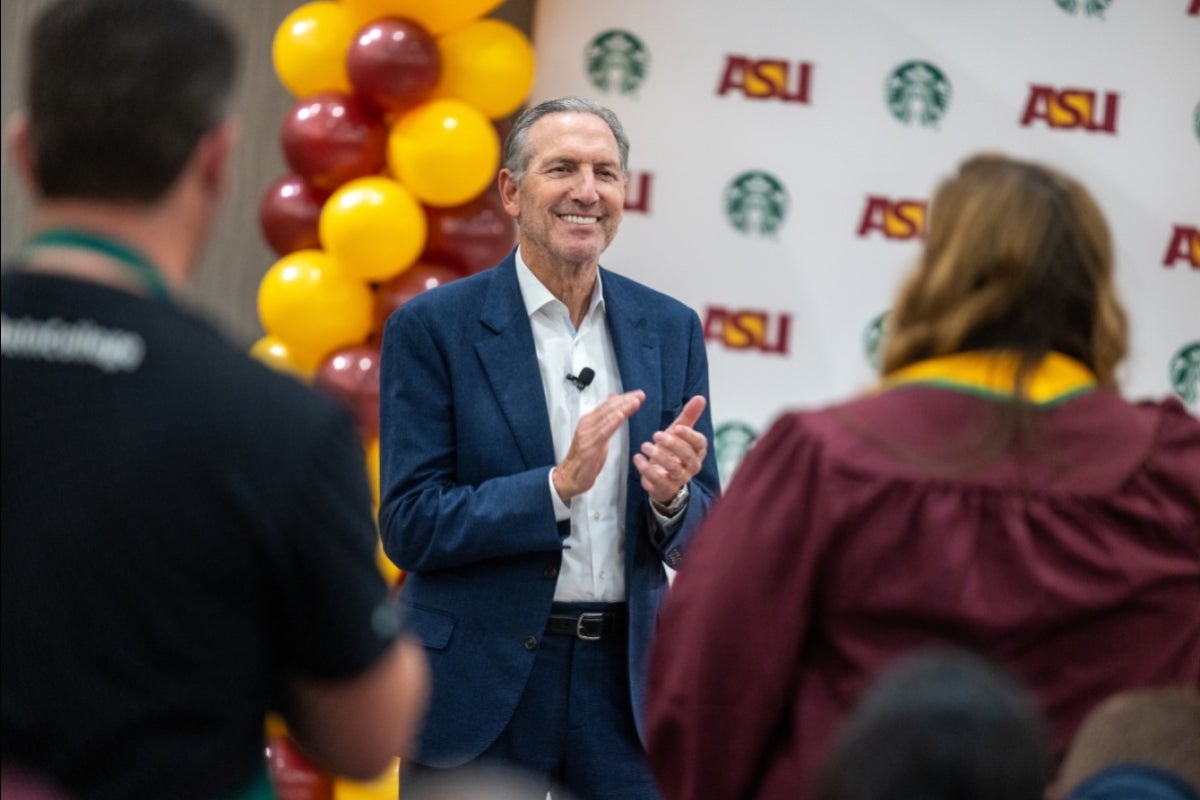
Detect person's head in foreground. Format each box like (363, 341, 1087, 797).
(814, 647, 1050, 800)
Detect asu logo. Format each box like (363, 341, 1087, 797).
(1168, 342, 1200, 407)
(585, 30, 649, 95)
(715, 55, 814, 104)
(714, 421, 758, 489)
(863, 311, 890, 372)
(1162, 224, 1200, 269)
(702, 307, 792, 355)
(857, 195, 927, 240)
(1020, 85, 1120, 133)
(623, 171, 654, 214)
(1053, 0, 1114, 18)
(724, 171, 789, 236)
(885, 61, 952, 128)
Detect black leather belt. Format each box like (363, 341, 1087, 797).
(545, 610, 626, 641)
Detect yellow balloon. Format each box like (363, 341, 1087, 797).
(257, 249, 374, 365)
(249, 334, 320, 379)
(272, 1, 354, 97)
(334, 758, 400, 800)
(376, 540, 402, 586)
(388, 99, 500, 208)
(365, 436, 381, 507)
(339, 0, 504, 36)
(434, 20, 535, 120)
(319, 177, 427, 282)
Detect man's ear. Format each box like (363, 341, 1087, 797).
(195, 119, 237, 202)
(498, 168, 520, 218)
(6, 111, 40, 195)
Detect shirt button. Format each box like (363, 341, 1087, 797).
(599, 570, 607, 579)
(592, 512, 601, 521)
(523, 636, 538, 651)
(543, 565, 559, 579)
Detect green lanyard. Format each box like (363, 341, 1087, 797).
(22, 227, 172, 303)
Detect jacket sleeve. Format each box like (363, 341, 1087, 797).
(644, 307, 722, 566)
(645, 412, 829, 799)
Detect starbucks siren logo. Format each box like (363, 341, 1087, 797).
(715, 421, 758, 489)
(1168, 341, 1200, 407)
(863, 310, 889, 373)
(1053, 0, 1114, 17)
(724, 171, 789, 237)
(585, 30, 649, 95)
(885, 60, 952, 128)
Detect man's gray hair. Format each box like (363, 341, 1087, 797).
(502, 96, 630, 181)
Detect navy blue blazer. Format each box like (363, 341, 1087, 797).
(378, 253, 721, 766)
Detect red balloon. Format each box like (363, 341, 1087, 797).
(422, 186, 516, 274)
(258, 174, 330, 257)
(313, 343, 383, 438)
(347, 18, 440, 114)
(281, 92, 387, 192)
(265, 734, 334, 800)
(374, 262, 465, 332)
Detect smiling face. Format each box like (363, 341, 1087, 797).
(499, 111, 627, 277)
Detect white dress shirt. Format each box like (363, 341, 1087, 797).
(515, 249, 627, 602)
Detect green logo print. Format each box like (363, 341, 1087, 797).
(1054, 0, 1114, 18)
(863, 310, 889, 373)
(1169, 341, 1200, 407)
(715, 421, 758, 489)
(885, 61, 952, 128)
(585, 30, 649, 95)
(724, 171, 789, 237)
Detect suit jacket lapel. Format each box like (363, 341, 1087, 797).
(602, 268, 661, 473)
(476, 259, 557, 469)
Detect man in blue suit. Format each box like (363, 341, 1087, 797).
(379, 96, 721, 799)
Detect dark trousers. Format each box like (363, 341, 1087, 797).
(402, 602, 660, 800)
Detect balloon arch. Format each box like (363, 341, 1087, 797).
(252, 2, 534, 796)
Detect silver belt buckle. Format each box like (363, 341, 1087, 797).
(576, 612, 605, 640)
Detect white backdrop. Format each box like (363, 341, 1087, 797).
(529, 0, 1199, 483)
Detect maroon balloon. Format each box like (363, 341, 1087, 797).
(347, 18, 440, 114)
(374, 262, 465, 332)
(258, 174, 330, 257)
(313, 344, 383, 439)
(280, 92, 387, 192)
(266, 734, 334, 800)
(422, 186, 516, 274)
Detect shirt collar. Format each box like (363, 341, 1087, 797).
(514, 247, 605, 323)
(881, 351, 1098, 407)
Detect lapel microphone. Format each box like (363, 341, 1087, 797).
(566, 367, 595, 391)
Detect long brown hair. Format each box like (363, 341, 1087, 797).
(882, 154, 1128, 391)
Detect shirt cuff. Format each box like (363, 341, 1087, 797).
(650, 484, 689, 527)
(548, 468, 571, 522)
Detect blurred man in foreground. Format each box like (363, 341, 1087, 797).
(1, 1, 428, 797)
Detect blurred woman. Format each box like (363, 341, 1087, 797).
(644, 153, 1200, 800)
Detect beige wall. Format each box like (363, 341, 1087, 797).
(1, 0, 533, 346)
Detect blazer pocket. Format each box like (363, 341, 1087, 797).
(402, 603, 456, 651)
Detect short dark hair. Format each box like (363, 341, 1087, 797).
(502, 96, 630, 181)
(26, 0, 238, 203)
(815, 647, 1049, 800)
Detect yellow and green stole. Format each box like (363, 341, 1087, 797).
(881, 351, 1097, 407)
